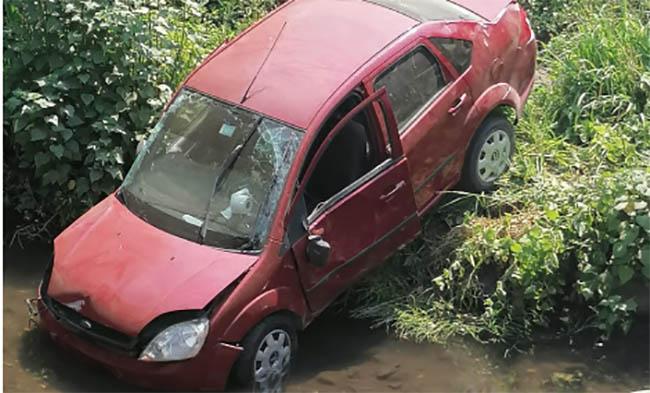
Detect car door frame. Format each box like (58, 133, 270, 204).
(362, 36, 474, 213)
(284, 87, 421, 313)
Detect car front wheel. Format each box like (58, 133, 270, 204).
(460, 115, 515, 192)
(233, 315, 297, 393)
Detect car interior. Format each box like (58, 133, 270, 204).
(302, 90, 382, 215)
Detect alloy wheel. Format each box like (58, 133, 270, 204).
(253, 329, 292, 393)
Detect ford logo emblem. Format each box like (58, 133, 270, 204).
(80, 320, 92, 329)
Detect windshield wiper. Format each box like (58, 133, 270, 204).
(115, 187, 126, 205)
(198, 118, 262, 244)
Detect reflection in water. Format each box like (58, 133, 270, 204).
(3, 243, 649, 392)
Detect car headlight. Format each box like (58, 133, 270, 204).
(139, 317, 209, 362)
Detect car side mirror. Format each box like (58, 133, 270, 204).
(306, 235, 330, 267)
(136, 139, 145, 155)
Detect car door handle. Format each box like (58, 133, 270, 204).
(448, 93, 468, 115)
(380, 180, 406, 201)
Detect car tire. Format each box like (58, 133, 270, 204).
(233, 315, 298, 393)
(459, 115, 515, 193)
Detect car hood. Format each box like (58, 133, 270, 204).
(47, 195, 257, 336)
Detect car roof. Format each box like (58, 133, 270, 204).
(185, 0, 418, 129)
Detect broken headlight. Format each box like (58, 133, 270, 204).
(138, 317, 209, 362)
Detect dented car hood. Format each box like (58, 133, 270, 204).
(47, 195, 257, 337)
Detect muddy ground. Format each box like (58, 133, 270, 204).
(3, 242, 649, 392)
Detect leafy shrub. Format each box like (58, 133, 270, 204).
(3, 0, 273, 238)
(519, 0, 570, 41)
(207, 0, 278, 31)
(350, 1, 650, 344)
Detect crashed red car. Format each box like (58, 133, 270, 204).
(32, 0, 536, 391)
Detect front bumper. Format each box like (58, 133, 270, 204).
(36, 299, 242, 391)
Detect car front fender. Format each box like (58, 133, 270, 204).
(220, 286, 308, 343)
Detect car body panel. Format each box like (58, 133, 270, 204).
(48, 195, 257, 336)
(288, 90, 420, 313)
(293, 157, 420, 313)
(363, 36, 475, 212)
(185, 0, 417, 129)
(213, 244, 311, 342)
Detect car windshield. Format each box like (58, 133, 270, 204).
(119, 89, 303, 251)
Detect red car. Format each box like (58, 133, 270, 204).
(32, 0, 536, 391)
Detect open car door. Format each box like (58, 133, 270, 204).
(288, 89, 421, 314)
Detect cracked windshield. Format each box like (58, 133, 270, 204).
(119, 89, 302, 251)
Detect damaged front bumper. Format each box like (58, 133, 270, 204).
(30, 297, 242, 391)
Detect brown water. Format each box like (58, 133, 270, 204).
(4, 242, 649, 392)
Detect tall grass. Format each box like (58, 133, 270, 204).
(539, 1, 650, 143)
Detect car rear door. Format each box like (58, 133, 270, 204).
(289, 89, 420, 315)
(367, 38, 474, 213)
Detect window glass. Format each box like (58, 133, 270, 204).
(374, 47, 447, 131)
(304, 97, 379, 214)
(366, 0, 482, 22)
(430, 38, 473, 74)
(120, 89, 302, 251)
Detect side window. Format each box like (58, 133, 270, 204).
(430, 37, 473, 74)
(374, 47, 447, 131)
(303, 94, 382, 215)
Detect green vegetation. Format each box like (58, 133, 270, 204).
(3, 0, 648, 345)
(350, 1, 649, 344)
(3, 0, 274, 239)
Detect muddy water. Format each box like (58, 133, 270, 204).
(4, 242, 649, 392)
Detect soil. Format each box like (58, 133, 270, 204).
(4, 242, 649, 392)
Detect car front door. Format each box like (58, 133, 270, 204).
(288, 89, 420, 315)
(368, 38, 474, 213)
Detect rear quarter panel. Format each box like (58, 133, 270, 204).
(461, 3, 536, 129)
(421, 3, 536, 184)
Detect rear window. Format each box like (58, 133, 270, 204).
(366, 0, 482, 22)
(374, 47, 448, 130)
(430, 37, 473, 74)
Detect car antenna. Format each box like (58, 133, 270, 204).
(240, 21, 287, 104)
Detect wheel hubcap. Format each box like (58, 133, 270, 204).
(477, 129, 511, 183)
(254, 329, 291, 393)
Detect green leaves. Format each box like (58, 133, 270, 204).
(640, 246, 650, 279)
(616, 265, 634, 285)
(637, 215, 650, 233)
(34, 152, 50, 168)
(89, 169, 103, 183)
(80, 94, 94, 105)
(30, 127, 48, 141)
(49, 144, 65, 159)
(4, 0, 230, 229)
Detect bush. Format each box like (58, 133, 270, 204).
(3, 0, 273, 239)
(519, 0, 570, 41)
(350, 1, 650, 345)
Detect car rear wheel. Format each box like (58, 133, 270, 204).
(233, 315, 297, 393)
(460, 115, 514, 192)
